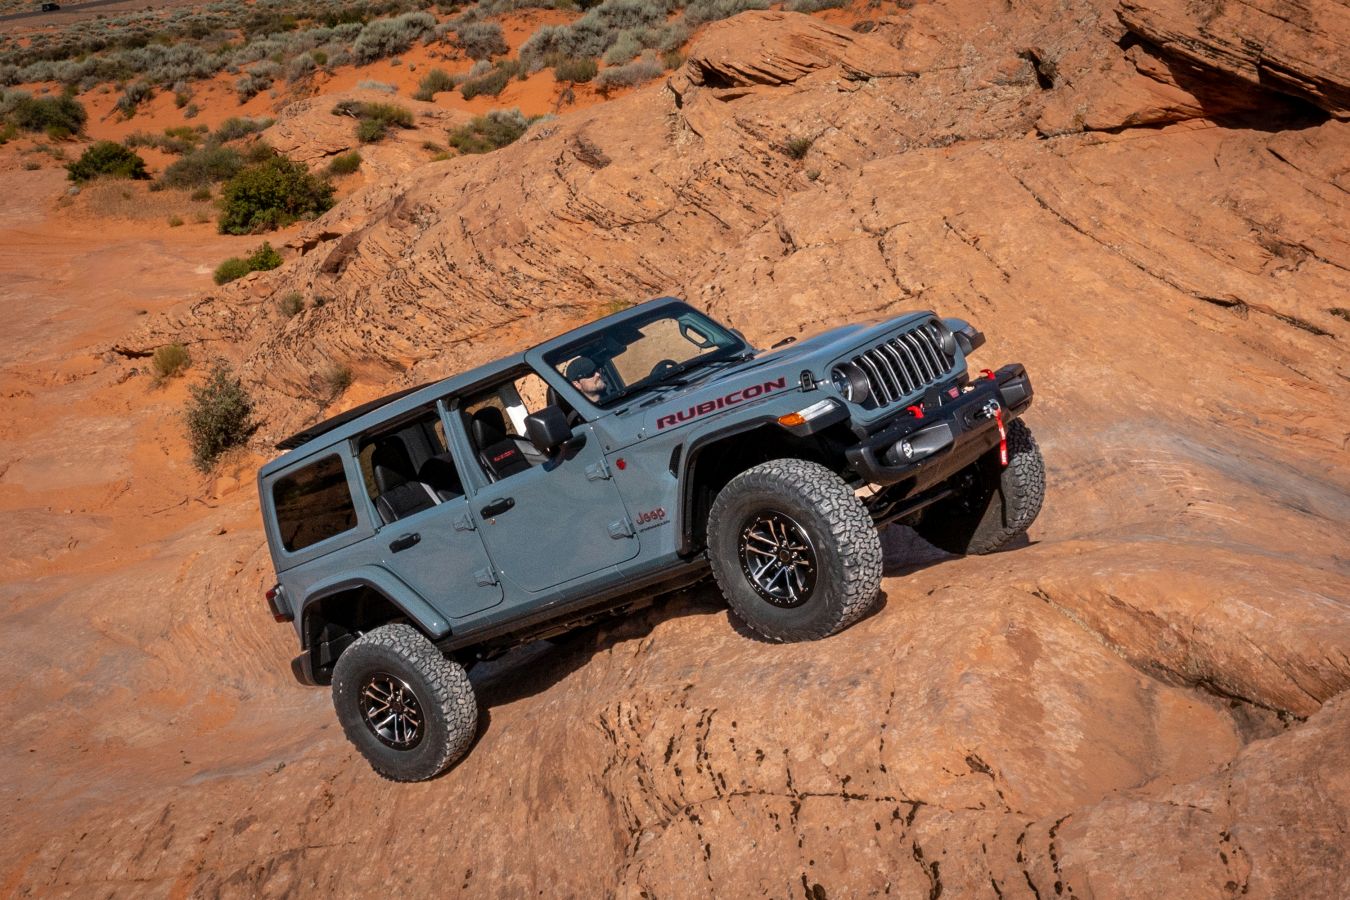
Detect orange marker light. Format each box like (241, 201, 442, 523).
(777, 412, 807, 427)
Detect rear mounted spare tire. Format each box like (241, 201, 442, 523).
(707, 458, 882, 642)
(332, 624, 477, 782)
(915, 417, 1044, 555)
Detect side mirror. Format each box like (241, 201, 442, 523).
(525, 405, 572, 454)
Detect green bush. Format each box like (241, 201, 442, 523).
(7, 94, 86, 134)
(327, 151, 362, 175)
(152, 342, 191, 380)
(161, 144, 244, 188)
(446, 109, 530, 155)
(213, 257, 252, 284)
(213, 116, 271, 143)
(246, 241, 283, 271)
(594, 56, 664, 94)
(217, 154, 334, 234)
(320, 364, 353, 400)
(185, 362, 254, 472)
(459, 66, 513, 100)
(553, 57, 597, 84)
(212, 242, 281, 284)
(413, 67, 455, 101)
(66, 141, 148, 182)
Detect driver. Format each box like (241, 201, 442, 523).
(566, 357, 608, 404)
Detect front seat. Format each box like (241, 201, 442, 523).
(371, 440, 439, 523)
(469, 407, 533, 480)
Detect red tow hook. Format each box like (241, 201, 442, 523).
(905, 404, 924, 420)
(995, 406, 1008, 466)
(981, 368, 996, 381)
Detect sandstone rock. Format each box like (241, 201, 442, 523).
(1118, 0, 1350, 118)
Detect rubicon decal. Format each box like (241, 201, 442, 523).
(655, 378, 788, 429)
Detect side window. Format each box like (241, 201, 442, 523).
(273, 454, 358, 552)
(462, 373, 550, 482)
(356, 408, 463, 524)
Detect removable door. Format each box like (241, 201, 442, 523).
(379, 495, 504, 619)
(471, 428, 639, 592)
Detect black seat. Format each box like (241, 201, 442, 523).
(417, 452, 463, 501)
(470, 407, 532, 480)
(371, 440, 438, 524)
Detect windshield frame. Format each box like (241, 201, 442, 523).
(535, 300, 750, 412)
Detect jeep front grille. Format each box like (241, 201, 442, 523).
(848, 321, 957, 407)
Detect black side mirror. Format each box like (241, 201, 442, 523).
(525, 405, 572, 454)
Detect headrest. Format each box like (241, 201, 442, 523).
(371, 440, 414, 493)
(470, 406, 508, 446)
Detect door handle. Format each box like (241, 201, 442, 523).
(481, 497, 515, 518)
(389, 533, 421, 553)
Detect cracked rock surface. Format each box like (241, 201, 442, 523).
(4, 1, 1349, 897)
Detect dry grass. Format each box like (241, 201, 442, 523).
(59, 179, 215, 222)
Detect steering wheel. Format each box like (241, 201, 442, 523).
(648, 359, 680, 379)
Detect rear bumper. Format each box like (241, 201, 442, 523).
(844, 363, 1033, 488)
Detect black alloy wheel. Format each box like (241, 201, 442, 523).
(737, 510, 818, 608)
(359, 671, 425, 749)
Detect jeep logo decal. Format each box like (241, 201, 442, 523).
(655, 377, 787, 429)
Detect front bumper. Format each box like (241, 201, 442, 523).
(844, 363, 1033, 488)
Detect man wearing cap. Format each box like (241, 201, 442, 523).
(566, 357, 608, 404)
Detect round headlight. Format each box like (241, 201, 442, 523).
(831, 363, 871, 405)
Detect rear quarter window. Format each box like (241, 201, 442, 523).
(272, 454, 358, 552)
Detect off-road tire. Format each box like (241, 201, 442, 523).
(707, 458, 883, 642)
(332, 624, 477, 782)
(916, 418, 1044, 555)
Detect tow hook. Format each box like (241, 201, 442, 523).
(976, 399, 1001, 421)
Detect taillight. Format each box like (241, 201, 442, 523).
(265, 584, 292, 623)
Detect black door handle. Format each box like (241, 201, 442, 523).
(389, 533, 420, 553)
(481, 497, 515, 518)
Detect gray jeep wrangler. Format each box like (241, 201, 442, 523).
(258, 298, 1042, 780)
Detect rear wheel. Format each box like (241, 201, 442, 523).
(707, 459, 882, 642)
(332, 624, 477, 782)
(915, 417, 1044, 555)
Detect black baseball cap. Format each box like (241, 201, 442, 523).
(565, 357, 599, 380)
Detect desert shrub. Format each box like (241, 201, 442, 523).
(446, 108, 530, 154)
(213, 257, 252, 284)
(152, 342, 191, 380)
(553, 57, 598, 83)
(603, 30, 642, 65)
(327, 150, 362, 175)
(455, 22, 508, 60)
(115, 80, 154, 116)
(460, 61, 525, 99)
(355, 79, 397, 93)
(161, 144, 244, 188)
(594, 55, 663, 93)
(217, 154, 334, 234)
(185, 362, 254, 472)
(278, 291, 304, 316)
(353, 12, 435, 64)
(212, 241, 282, 284)
(312, 49, 329, 66)
(286, 52, 316, 82)
(5, 93, 87, 134)
(413, 67, 456, 100)
(662, 50, 684, 70)
(784, 135, 813, 159)
(320, 364, 353, 399)
(184, 102, 200, 119)
(66, 141, 148, 182)
(683, 0, 769, 26)
(520, 0, 674, 67)
(785, 0, 845, 9)
(334, 100, 414, 142)
(236, 62, 278, 101)
(213, 116, 271, 143)
(190, 186, 212, 201)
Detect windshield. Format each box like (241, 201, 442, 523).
(545, 306, 747, 408)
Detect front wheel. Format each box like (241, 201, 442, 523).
(332, 624, 478, 782)
(707, 459, 882, 642)
(915, 417, 1044, 555)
